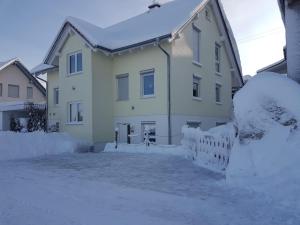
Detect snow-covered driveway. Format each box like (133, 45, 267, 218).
(0, 152, 299, 225)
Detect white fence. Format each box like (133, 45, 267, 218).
(182, 126, 234, 172)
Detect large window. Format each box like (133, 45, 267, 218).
(193, 26, 201, 63)
(216, 84, 222, 103)
(68, 102, 83, 123)
(54, 88, 59, 105)
(68, 51, 82, 75)
(215, 43, 221, 73)
(193, 75, 201, 98)
(141, 70, 155, 97)
(142, 122, 156, 143)
(0, 83, 2, 96)
(27, 87, 33, 99)
(8, 84, 19, 98)
(116, 74, 129, 101)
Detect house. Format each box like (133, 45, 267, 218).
(258, 0, 300, 80)
(31, 0, 243, 148)
(0, 58, 46, 131)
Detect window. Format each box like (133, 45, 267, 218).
(215, 43, 221, 73)
(193, 75, 201, 98)
(8, 84, 19, 98)
(68, 51, 82, 75)
(116, 74, 129, 101)
(193, 26, 201, 63)
(54, 88, 59, 105)
(141, 69, 154, 97)
(216, 84, 222, 103)
(187, 121, 201, 128)
(0, 83, 2, 96)
(142, 122, 156, 143)
(27, 87, 33, 99)
(68, 102, 83, 123)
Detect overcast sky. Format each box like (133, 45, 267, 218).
(0, 0, 285, 75)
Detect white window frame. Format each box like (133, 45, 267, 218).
(54, 87, 59, 105)
(67, 51, 83, 76)
(140, 69, 155, 98)
(116, 74, 129, 101)
(67, 101, 83, 124)
(0, 83, 2, 97)
(27, 87, 33, 99)
(192, 25, 201, 64)
(192, 74, 202, 100)
(215, 83, 222, 104)
(8, 84, 19, 98)
(215, 43, 221, 75)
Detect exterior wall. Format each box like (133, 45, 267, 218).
(0, 64, 45, 103)
(58, 33, 93, 143)
(112, 45, 169, 117)
(92, 51, 114, 146)
(47, 70, 60, 127)
(170, 5, 233, 132)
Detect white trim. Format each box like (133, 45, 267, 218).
(67, 51, 83, 76)
(140, 69, 155, 98)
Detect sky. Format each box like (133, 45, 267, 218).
(0, 0, 285, 75)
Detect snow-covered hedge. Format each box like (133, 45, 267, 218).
(0, 132, 88, 161)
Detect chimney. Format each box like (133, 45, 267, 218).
(148, 0, 161, 10)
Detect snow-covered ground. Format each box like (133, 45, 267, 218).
(1, 152, 299, 225)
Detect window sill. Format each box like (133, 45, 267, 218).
(193, 97, 202, 102)
(65, 122, 84, 125)
(215, 72, 222, 76)
(192, 61, 203, 67)
(216, 102, 222, 105)
(67, 71, 83, 77)
(141, 95, 155, 99)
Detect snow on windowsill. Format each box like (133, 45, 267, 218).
(192, 61, 203, 67)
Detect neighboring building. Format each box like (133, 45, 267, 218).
(32, 0, 243, 148)
(0, 58, 46, 131)
(259, 1, 300, 80)
(257, 58, 287, 74)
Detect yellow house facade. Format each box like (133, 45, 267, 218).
(32, 0, 243, 149)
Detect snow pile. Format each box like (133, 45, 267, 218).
(104, 143, 189, 157)
(227, 72, 300, 205)
(0, 132, 88, 161)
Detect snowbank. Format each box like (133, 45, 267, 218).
(0, 132, 88, 161)
(227, 72, 300, 206)
(104, 143, 189, 157)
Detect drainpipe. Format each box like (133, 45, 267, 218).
(35, 75, 48, 132)
(158, 43, 172, 145)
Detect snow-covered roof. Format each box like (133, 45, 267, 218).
(41, 0, 243, 85)
(30, 63, 56, 75)
(61, 0, 206, 50)
(0, 58, 19, 72)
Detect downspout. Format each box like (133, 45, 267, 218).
(35, 75, 48, 132)
(158, 43, 172, 145)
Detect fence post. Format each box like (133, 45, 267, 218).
(115, 127, 119, 149)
